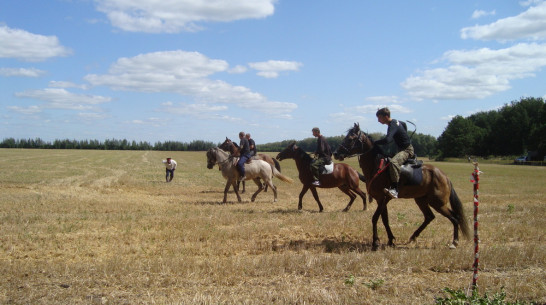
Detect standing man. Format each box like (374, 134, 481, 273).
(310, 127, 332, 186)
(163, 157, 177, 183)
(246, 133, 257, 157)
(237, 131, 251, 181)
(374, 107, 414, 198)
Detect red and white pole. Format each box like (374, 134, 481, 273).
(470, 162, 482, 291)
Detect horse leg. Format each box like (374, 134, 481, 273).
(380, 203, 396, 247)
(371, 202, 384, 251)
(250, 178, 264, 202)
(432, 201, 461, 248)
(225, 179, 241, 203)
(310, 187, 324, 212)
(338, 185, 356, 212)
(409, 197, 435, 244)
(241, 180, 246, 194)
(298, 185, 310, 210)
(353, 187, 368, 211)
(265, 178, 277, 202)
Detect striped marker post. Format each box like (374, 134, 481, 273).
(470, 162, 482, 291)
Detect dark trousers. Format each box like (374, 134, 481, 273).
(310, 158, 329, 181)
(237, 154, 251, 177)
(166, 169, 175, 182)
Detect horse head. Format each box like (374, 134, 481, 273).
(219, 137, 240, 156)
(334, 123, 373, 161)
(206, 148, 218, 169)
(276, 142, 297, 161)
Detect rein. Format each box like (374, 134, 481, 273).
(340, 130, 388, 194)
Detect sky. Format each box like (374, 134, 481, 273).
(1, 0, 546, 145)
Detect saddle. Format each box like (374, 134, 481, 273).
(377, 157, 423, 186)
(399, 158, 423, 185)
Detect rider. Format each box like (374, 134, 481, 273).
(237, 131, 251, 181)
(310, 127, 332, 186)
(374, 107, 414, 198)
(246, 133, 257, 157)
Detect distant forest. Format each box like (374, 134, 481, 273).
(2, 97, 544, 160)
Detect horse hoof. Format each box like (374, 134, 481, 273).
(449, 243, 457, 249)
(342, 208, 349, 212)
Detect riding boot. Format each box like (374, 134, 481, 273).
(385, 182, 398, 199)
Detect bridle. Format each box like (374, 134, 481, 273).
(337, 129, 373, 158)
(208, 147, 233, 168)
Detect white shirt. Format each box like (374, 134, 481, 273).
(163, 159, 177, 170)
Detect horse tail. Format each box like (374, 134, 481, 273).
(273, 158, 281, 172)
(273, 167, 293, 183)
(358, 172, 366, 183)
(449, 181, 471, 239)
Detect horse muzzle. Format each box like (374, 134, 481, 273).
(333, 152, 345, 161)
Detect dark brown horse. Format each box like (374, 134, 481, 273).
(334, 123, 470, 250)
(219, 137, 281, 193)
(276, 142, 369, 212)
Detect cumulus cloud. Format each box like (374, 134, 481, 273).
(248, 60, 303, 78)
(330, 102, 411, 124)
(15, 88, 112, 111)
(0, 67, 46, 77)
(85, 50, 297, 116)
(471, 9, 496, 19)
(402, 43, 546, 100)
(461, 1, 546, 41)
(94, 0, 276, 33)
(0, 25, 71, 62)
(49, 81, 89, 90)
(7, 105, 42, 115)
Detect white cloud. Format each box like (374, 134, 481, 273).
(85, 50, 297, 116)
(461, 1, 546, 41)
(248, 60, 303, 78)
(0, 25, 71, 62)
(228, 65, 247, 74)
(15, 88, 112, 110)
(94, 0, 276, 33)
(49, 81, 89, 90)
(471, 9, 496, 19)
(0, 67, 46, 77)
(7, 105, 42, 115)
(330, 103, 411, 124)
(402, 43, 546, 100)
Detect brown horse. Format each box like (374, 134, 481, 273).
(276, 142, 369, 212)
(334, 123, 470, 250)
(219, 137, 281, 193)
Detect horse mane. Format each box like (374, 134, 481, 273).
(294, 145, 314, 164)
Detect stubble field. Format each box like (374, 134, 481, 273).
(0, 149, 544, 304)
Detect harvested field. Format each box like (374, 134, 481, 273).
(0, 149, 544, 304)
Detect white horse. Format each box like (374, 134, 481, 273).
(206, 147, 292, 203)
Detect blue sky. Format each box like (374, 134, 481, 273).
(1, 1, 546, 144)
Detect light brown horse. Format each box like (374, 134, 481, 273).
(206, 147, 292, 203)
(219, 137, 281, 193)
(276, 142, 370, 212)
(334, 123, 470, 250)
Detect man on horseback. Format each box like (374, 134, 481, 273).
(375, 107, 415, 198)
(246, 133, 257, 157)
(237, 131, 252, 182)
(310, 127, 332, 186)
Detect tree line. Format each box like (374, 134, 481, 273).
(436, 97, 545, 160)
(2, 97, 543, 160)
(0, 138, 218, 151)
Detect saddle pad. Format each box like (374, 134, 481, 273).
(321, 162, 334, 175)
